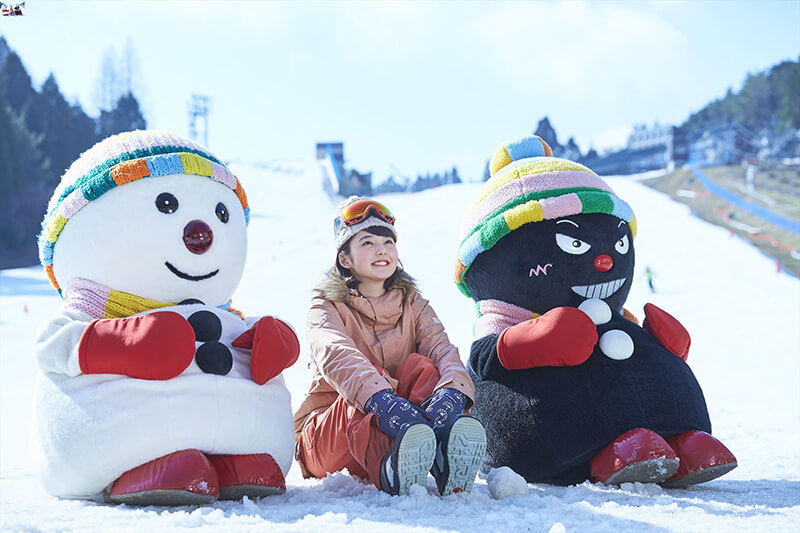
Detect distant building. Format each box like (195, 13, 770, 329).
(628, 123, 672, 150)
(688, 124, 754, 165)
(315, 141, 372, 196)
(756, 129, 800, 164)
(316, 142, 344, 166)
(628, 123, 688, 165)
(580, 122, 688, 176)
(582, 145, 672, 176)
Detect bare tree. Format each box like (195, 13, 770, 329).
(121, 38, 141, 97)
(93, 47, 119, 112)
(93, 40, 144, 113)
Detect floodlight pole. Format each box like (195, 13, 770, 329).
(188, 94, 211, 147)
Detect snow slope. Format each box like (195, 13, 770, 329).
(1, 161, 798, 532)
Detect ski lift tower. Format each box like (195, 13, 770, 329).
(188, 94, 211, 147)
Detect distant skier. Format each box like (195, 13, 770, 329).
(294, 197, 486, 497)
(645, 266, 656, 293)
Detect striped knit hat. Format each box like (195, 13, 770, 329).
(455, 135, 636, 297)
(39, 130, 249, 295)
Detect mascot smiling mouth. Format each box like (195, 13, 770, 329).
(571, 278, 626, 299)
(165, 261, 219, 281)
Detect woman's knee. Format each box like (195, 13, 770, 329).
(398, 353, 437, 377)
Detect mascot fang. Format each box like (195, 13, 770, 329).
(456, 135, 737, 486)
(34, 130, 299, 505)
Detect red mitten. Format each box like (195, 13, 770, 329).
(232, 316, 300, 385)
(78, 311, 196, 380)
(642, 303, 691, 360)
(496, 307, 598, 370)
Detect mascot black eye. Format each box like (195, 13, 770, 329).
(155, 192, 179, 214)
(215, 202, 229, 223)
(556, 233, 591, 255)
(615, 235, 630, 254)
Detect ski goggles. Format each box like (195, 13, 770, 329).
(339, 199, 396, 227)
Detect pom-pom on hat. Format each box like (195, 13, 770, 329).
(333, 196, 397, 251)
(454, 135, 636, 297)
(39, 130, 249, 294)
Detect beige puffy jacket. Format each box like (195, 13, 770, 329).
(293, 270, 475, 439)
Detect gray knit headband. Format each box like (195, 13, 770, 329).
(333, 196, 398, 250)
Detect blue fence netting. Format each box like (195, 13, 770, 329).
(690, 164, 800, 237)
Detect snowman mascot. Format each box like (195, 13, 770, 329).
(34, 130, 299, 505)
(455, 135, 737, 487)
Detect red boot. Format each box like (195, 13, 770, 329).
(108, 449, 219, 505)
(662, 430, 737, 488)
(207, 453, 286, 500)
(591, 428, 679, 485)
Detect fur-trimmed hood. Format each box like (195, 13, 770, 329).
(313, 267, 418, 303)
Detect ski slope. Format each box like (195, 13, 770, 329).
(1, 160, 798, 532)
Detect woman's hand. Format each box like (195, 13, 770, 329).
(364, 389, 431, 439)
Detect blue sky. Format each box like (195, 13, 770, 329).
(1, 0, 798, 182)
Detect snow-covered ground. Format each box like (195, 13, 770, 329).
(1, 161, 798, 532)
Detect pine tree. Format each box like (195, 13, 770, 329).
(0, 52, 35, 111)
(683, 59, 800, 133)
(773, 60, 800, 128)
(0, 101, 48, 264)
(0, 36, 10, 71)
(0, 39, 147, 268)
(451, 166, 461, 184)
(98, 93, 146, 139)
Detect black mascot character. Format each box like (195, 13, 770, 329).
(454, 135, 737, 486)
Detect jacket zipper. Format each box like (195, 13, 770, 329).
(366, 298, 386, 368)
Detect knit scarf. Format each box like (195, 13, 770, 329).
(474, 299, 541, 338)
(474, 298, 639, 338)
(63, 278, 244, 320)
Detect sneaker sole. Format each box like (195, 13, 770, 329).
(395, 424, 436, 496)
(603, 457, 680, 485)
(108, 489, 216, 506)
(440, 417, 487, 496)
(661, 461, 737, 488)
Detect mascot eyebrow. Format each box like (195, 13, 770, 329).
(618, 221, 627, 228)
(556, 219, 579, 229)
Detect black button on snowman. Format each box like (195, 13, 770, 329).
(181, 299, 233, 375)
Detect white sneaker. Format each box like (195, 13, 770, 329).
(431, 415, 487, 496)
(379, 424, 436, 496)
